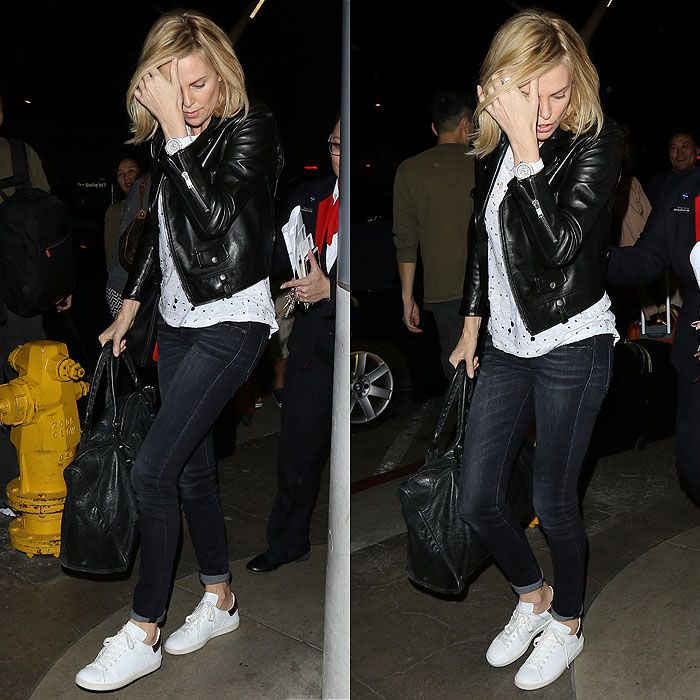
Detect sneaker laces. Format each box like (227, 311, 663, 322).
(181, 599, 216, 635)
(499, 607, 535, 647)
(528, 624, 572, 669)
(94, 628, 136, 670)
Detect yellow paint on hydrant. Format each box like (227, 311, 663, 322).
(0, 341, 89, 557)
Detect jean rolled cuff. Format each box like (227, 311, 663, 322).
(551, 606, 584, 622)
(130, 608, 165, 624)
(511, 572, 544, 595)
(199, 571, 232, 586)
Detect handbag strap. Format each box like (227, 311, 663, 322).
(82, 343, 144, 437)
(137, 180, 147, 209)
(82, 343, 116, 437)
(425, 361, 473, 462)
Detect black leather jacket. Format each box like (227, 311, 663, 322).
(460, 118, 624, 335)
(123, 98, 284, 305)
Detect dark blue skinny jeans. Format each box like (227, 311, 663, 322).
(130, 317, 268, 623)
(458, 333, 613, 620)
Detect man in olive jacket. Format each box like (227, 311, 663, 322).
(393, 89, 475, 379)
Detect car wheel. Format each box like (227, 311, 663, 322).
(350, 341, 405, 429)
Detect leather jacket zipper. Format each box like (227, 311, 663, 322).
(180, 170, 210, 213)
(530, 177, 557, 243)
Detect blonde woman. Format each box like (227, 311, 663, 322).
(449, 10, 623, 691)
(76, 9, 282, 691)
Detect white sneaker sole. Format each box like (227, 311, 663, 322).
(164, 617, 240, 656)
(486, 623, 549, 668)
(75, 657, 162, 692)
(514, 637, 584, 690)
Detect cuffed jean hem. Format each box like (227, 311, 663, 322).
(200, 571, 232, 586)
(130, 608, 165, 624)
(551, 607, 584, 622)
(511, 572, 544, 595)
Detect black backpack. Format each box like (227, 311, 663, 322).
(0, 139, 75, 317)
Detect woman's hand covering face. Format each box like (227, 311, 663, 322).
(477, 72, 540, 146)
(134, 58, 183, 125)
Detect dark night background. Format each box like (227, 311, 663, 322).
(1, 0, 342, 225)
(3, 1, 699, 231)
(353, 0, 700, 213)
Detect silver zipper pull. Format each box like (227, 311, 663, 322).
(181, 171, 195, 190)
(180, 170, 210, 212)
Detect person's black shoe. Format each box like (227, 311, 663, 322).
(245, 550, 310, 573)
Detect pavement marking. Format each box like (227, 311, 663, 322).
(351, 459, 421, 494)
(373, 399, 434, 476)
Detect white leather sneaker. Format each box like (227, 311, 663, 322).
(514, 618, 584, 690)
(164, 592, 240, 655)
(75, 621, 162, 691)
(486, 589, 553, 667)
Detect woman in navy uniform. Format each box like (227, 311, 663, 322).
(247, 116, 340, 572)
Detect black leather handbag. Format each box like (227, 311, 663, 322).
(397, 361, 535, 595)
(59, 342, 157, 574)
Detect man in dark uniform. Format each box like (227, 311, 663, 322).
(247, 116, 340, 572)
(608, 167, 700, 507)
(645, 130, 699, 208)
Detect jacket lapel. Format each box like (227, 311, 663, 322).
(539, 128, 576, 182)
(477, 135, 508, 223)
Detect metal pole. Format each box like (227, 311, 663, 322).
(581, 0, 614, 45)
(322, 0, 350, 697)
(228, 0, 269, 46)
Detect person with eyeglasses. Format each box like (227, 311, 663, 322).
(247, 114, 341, 573)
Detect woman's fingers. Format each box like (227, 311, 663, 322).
(527, 77, 539, 102)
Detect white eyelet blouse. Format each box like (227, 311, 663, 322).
(157, 133, 278, 337)
(485, 147, 618, 357)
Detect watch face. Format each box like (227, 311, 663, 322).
(165, 139, 181, 155)
(516, 162, 534, 179)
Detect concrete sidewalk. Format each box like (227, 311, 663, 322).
(351, 428, 700, 699)
(0, 401, 330, 700)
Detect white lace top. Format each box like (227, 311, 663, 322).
(485, 147, 618, 357)
(157, 133, 277, 336)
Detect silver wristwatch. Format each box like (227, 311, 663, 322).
(165, 138, 185, 156)
(514, 158, 544, 180)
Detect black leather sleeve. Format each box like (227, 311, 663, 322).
(507, 121, 625, 268)
(459, 213, 482, 317)
(159, 107, 279, 241)
(122, 215, 156, 302)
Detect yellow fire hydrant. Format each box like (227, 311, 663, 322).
(0, 341, 89, 557)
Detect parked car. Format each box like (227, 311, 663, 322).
(350, 192, 447, 430)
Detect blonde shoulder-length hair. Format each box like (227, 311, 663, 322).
(472, 9, 604, 158)
(126, 10, 248, 144)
